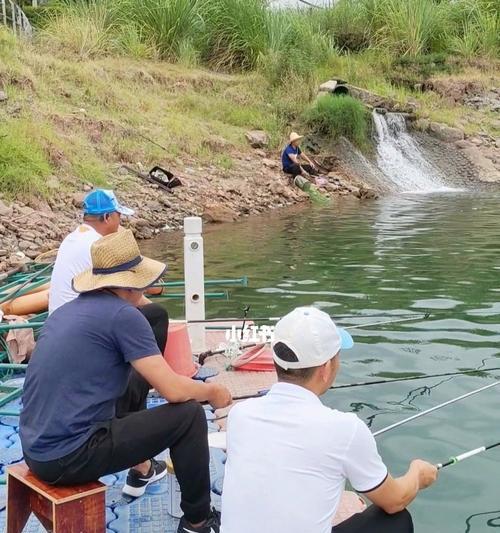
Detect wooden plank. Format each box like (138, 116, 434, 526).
(6, 474, 31, 533)
(7, 464, 106, 505)
(54, 494, 106, 533)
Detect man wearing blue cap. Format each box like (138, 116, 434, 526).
(49, 189, 134, 314)
(48, 189, 170, 482)
(221, 306, 437, 533)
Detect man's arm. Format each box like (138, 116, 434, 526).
(132, 354, 232, 409)
(299, 151, 316, 168)
(364, 459, 438, 514)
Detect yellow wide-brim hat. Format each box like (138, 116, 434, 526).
(73, 229, 166, 293)
(289, 132, 304, 143)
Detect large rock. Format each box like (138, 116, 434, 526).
(202, 204, 238, 223)
(429, 122, 464, 142)
(0, 199, 12, 217)
(202, 135, 231, 153)
(245, 130, 269, 149)
(72, 192, 86, 208)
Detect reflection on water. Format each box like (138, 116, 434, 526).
(142, 192, 500, 531)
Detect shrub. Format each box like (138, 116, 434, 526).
(40, 0, 124, 59)
(303, 94, 369, 147)
(259, 11, 332, 87)
(202, 0, 269, 70)
(0, 121, 51, 199)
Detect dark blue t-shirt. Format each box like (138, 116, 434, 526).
(20, 291, 160, 461)
(281, 144, 301, 171)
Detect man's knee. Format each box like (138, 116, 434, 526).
(370, 506, 413, 532)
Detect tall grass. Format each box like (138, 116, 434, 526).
(316, 0, 499, 59)
(303, 95, 369, 147)
(0, 121, 50, 199)
(38, 0, 499, 75)
(40, 0, 124, 58)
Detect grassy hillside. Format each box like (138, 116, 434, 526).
(0, 0, 499, 199)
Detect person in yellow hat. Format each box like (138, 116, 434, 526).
(281, 132, 319, 178)
(20, 229, 231, 533)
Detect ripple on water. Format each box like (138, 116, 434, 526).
(140, 193, 500, 532)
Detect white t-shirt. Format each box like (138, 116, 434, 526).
(48, 224, 101, 314)
(221, 382, 388, 533)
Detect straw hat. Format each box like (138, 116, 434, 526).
(73, 229, 166, 293)
(289, 132, 304, 143)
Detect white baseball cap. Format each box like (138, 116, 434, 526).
(272, 306, 354, 370)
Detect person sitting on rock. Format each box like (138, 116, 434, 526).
(281, 132, 319, 179)
(221, 306, 438, 533)
(21, 230, 232, 533)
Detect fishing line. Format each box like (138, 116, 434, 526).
(373, 381, 500, 437)
(188, 312, 431, 325)
(331, 367, 500, 389)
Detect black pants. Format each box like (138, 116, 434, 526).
(115, 302, 169, 416)
(24, 303, 213, 524)
(334, 506, 413, 533)
(283, 163, 319, 177)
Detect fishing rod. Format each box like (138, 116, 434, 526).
(188, 312, 431, 324)
(331, 367, 500, 389)
(0, 262, 53, 306)
(373, 381, 500, 437)
(437, 442, 500, 470)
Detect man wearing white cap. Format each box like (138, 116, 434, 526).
(281, 132, 319, 178)
(221, 306, 438, 533)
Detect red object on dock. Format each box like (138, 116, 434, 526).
(164, 321, 198, 377)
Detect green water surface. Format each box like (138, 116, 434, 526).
(142, 192, 500, 533)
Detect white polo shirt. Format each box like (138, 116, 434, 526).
(48, 224, 101, 314)
(221, 382, 388, 533)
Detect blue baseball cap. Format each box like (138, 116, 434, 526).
(83, 189, 134, 216)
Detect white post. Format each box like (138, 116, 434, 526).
(183, 217, 206, 352)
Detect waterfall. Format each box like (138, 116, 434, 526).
(372, 111, 449, 192)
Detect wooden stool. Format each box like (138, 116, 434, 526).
(6, 463, 107, 533)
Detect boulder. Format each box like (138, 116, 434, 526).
(0, 199, 12, 217)
(429, 122, 464, 142)
(72, 192, 86, 208)
(202, 204, 238, 223)
(262, 158, 279, 169)
(245, 130, 269, 149)
(0, 90, 7, 102)
(356, 186, 379, 200)
(202, 135, 231, 153)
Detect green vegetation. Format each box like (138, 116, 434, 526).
(304, 95, 369, 147)
(0, 0, 498, 199)
(0, 120, 51, 199)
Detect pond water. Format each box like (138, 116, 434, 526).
(142, 192, 500, 532)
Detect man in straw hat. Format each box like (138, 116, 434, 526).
(281, 132, 319, 179)
(21, 230, 232, 533)
(49, 188, 169, 422)
(221, 307, 437, 533)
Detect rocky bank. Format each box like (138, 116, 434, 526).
(0, 147, 367, 273)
